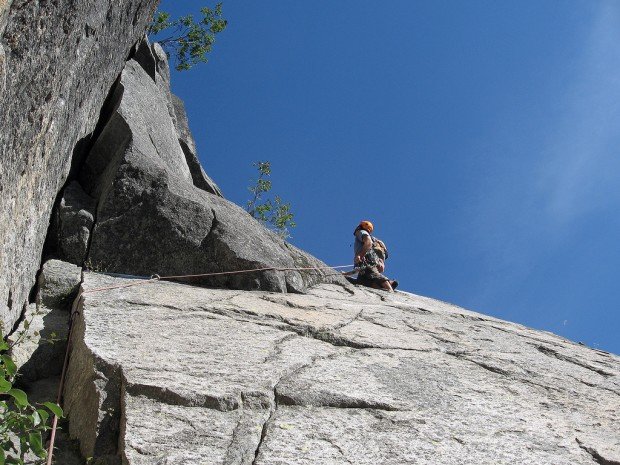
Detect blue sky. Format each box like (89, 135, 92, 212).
(155, 1, 620, 354)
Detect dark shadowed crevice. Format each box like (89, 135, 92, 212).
(252, 408, 274, 465)
(6, 289, 12, 315)
(69, 73, 126, 183)
(128, 35, 156, 81)
(41, 72, 126, 266)
(179, 139, 222, 196)
(7, 301, 27, 337)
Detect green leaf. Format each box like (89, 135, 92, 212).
(1, 355, 16, 377)
(1, 438, 16, 454)
(31, 410, 41, 426)
(36, 408, 49, 424)
(0, 339, 9, 351)
(0, 447, 5, 465)
(28, 432, 46, 458)
(8, 389, 28, 408)
(42, 402, 63, 418)
(0, 377, 11, 393)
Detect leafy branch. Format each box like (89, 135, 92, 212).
(147, 3, 227, 71)
(246, 162, 296, 239)
(1, 328, 63, 464)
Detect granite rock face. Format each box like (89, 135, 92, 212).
(78, 55, 343, 293)
(134, 37, 223, 196)
(0, 0, 158, 331)
(64, 273, 620, 465)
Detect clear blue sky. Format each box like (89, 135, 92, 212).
(155, 1, 620, 355)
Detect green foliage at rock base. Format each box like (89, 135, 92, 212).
(0, 328, 63, 464)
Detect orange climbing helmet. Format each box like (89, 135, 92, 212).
(358, 220, 374, 233)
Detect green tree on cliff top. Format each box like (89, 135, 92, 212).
(148, 3, 227, 71)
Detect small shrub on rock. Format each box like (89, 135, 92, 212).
(0, 329, 63, 465)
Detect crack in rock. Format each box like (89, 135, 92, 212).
(318, 436, 355, 465)
(276, 392, 403, 412)
(567, 374, 620, 397)
(271, 350, 404, 412)
(263, 333, 299, 364)
(197, 302, 385, 350)
(537, 345, 616, 378)
(329, 308, 364, 331)
(125, 381, 240, 411)
(251, 405, 275, 465)
(445, 350, 513, 377)
(576, 438, 620, 465)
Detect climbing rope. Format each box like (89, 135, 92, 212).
(45, 295, 83, 465)
(45, 261, 359, 463)
(81, 263, 356, 294)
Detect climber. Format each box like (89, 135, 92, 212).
(350, 220, 398, 292)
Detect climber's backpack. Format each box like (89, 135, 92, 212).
(372, 237, 388, 261)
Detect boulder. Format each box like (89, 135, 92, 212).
(51, 181, 96, 265)
(9, 260, 79, 383)
(0, 0, 158, 331)
(64, 273, 620, 464)
(78, 58, 344, 293)
(37, 259, 82, 309)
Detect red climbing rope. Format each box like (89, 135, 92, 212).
(81, 264, 354, 294)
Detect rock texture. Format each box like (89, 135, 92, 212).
(0, 0, 158, 331)
(48, 181, 97, 266)
(11, 260, 79, 383)
(64, 273, 620, 465)
(78, 53, 343, 293)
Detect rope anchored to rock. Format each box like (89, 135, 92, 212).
(80, 263, 357, 294)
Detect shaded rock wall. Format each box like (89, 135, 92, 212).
(0, 0, 158, 331)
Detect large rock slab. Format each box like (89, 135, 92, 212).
(0, 0, 158, 331)
(79, 57, 344, 293)
(64, 273, 620, 464)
